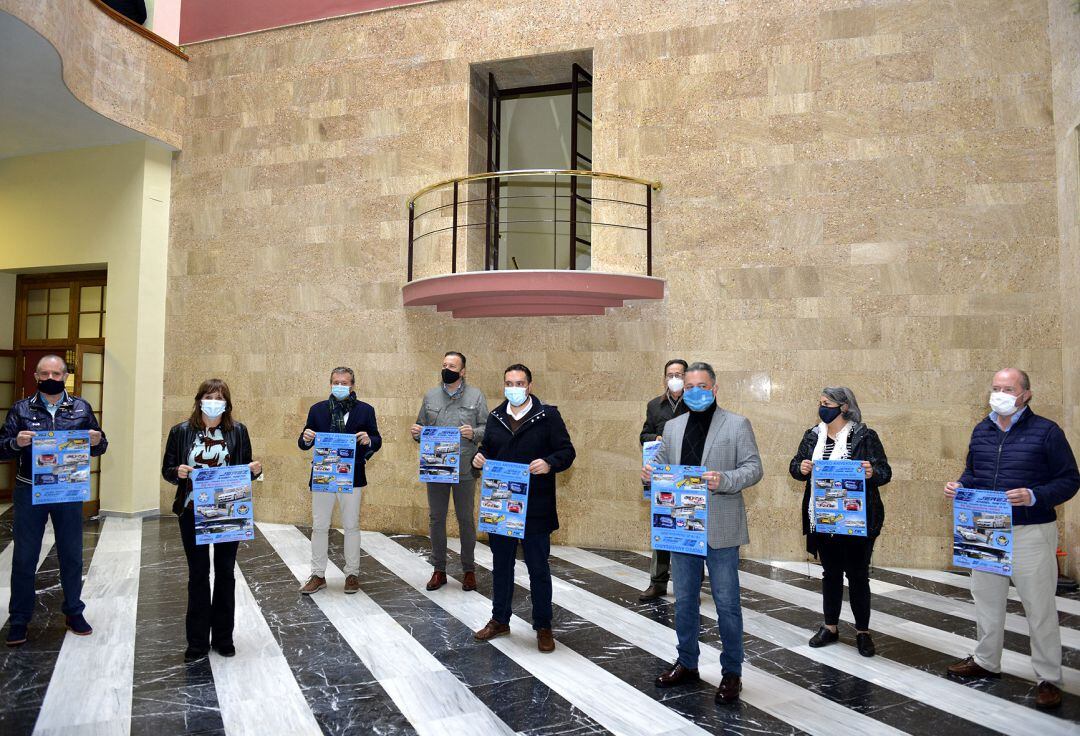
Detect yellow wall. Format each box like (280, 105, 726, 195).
(0, 141, 172, 514)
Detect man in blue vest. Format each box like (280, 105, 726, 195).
(944, 368, 1079, 710)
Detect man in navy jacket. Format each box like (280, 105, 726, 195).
(297, 366, 381, 595)
(471, 364, 575, 652)
(944, 368, 1079, 709)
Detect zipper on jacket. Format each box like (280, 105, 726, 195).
(991, 428, 1010, 492)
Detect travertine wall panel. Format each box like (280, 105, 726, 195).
(166, 0, 1065, 568)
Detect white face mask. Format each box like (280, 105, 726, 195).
(989, 391, 1019, 417)
(667, 377, 684, 394)
(201, 399, 227, 418)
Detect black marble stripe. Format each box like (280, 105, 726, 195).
(586, 546, 1080, 722)
(131, 517, 226, 736)
(0, 517, 105, 736)
(310, 526, 609, 735)
(234, 523, 417, 736)
(388, 533, 807, 736)
(0, 503, 14, 548)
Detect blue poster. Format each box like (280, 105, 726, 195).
(420, 427, 460, 484)
(953, 488, 1013, 576)
(650, 464, 708, 556)
(478, 460, 530, 539)
(32, 430, 92, 505)
(642, 440, 662, 500)
(192, 465, 254, 545)
(812, 459, 867, 537)
(312, 432, 357, 493)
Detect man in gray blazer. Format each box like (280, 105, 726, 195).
(642, 362, 763, 705)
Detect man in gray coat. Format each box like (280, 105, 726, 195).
(411, 351, 488, 592)
(642, 362, 763, 705)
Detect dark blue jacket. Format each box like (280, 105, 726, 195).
(0, 393, 108, 485)
(297, 395, 381, 488)
(958, 409, 1079, 526)
(478, 395, 575, 535)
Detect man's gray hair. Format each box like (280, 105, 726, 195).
(37, 354, 69, 374)
(330, 366, 355, 385)
(822, 386, 862, 424)
(686, 362, 716, 382)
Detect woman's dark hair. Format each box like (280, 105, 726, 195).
(188, 378, 235, 431)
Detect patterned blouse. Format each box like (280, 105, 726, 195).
(183, 428, 231, 507)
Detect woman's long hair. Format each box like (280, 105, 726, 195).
(187, 378, 235, 431)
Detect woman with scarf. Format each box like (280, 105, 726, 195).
(162, 378, 262, 661)
(789, 387, 891, 657)
(297, 366, 381, 596)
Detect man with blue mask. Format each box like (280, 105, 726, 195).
(298, 366, 381, 595)
(643, 362, 763, 705)
(472, 364, 576, 652)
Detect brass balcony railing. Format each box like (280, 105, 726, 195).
(406, 169, 662, 282)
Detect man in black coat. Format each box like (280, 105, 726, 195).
(638, 358, 688, 601)
(472, 364, 576, 652)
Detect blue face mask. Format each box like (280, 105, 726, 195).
(330, 385, 351, 400)
(683, 386, 715, 412)
(504, 386, 528, 407)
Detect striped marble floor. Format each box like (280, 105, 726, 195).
(0, 507, 1077, 735)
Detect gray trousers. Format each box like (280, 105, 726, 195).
(650, 548, 671, 586)
(427, 478, 476, 573)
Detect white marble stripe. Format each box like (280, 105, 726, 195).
(756, 558, 1080, 650)
(208, 561, 322, 736)
(734, 565, 1080, 695)
(0, 502, 10, 516)
(364, 532, 708, 736)
(555, 546, 1075, 736)
(0, 521, 55, 628)
(33, 516, 142, 736)
(453, 539, 905, 736)
(881, 565, 1080, 617)
(257, 522, 515, 736)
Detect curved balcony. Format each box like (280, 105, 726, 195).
(403, 169, 665, 318)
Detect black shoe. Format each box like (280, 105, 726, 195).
(212, 642, 236, 657)
(655, 662, 700, 688)
(6, 623, 28, 647)
(184, 646, 209, 662)
(856, 632, 875, 657)
(638, 584, 667, 602)
(715, 673, 742, 704)
(808, 625, 839, 648)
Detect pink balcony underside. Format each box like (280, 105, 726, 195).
(402, 271, 665, 318)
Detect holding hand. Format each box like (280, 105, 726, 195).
(302, 428, 316, 444)
(249, 460, 263, 476)
(529, 459, 551, 475)
(1005, 487, 1033, 506)
(472, 452, 486, 469)
(641, 465, 653, 483)
(410, 424, 422, 439)
(177, 464, 195, 480)
(799, 459, 813, 476)
(861, 460, 873, 479)
(944, 481, 960, 499)
(89, 430, 102, 447)
(460, 424, 474, 441)
(15, 430, 35, 448)
(703, 470, 723, 491)
(356, 431, 371, 446)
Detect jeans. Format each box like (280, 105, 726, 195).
(671, 545, 743, 675)
(179, 506, 238, 649)
(815, 533, 875, 630)
(9, 483, 85, 626)
(427, 478, 476, 573)
(489, 531, 552, 630)
(311, 487, 362, 577)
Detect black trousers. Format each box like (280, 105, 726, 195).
(179, 507, 238, 649)
(815, 533, 875, 630)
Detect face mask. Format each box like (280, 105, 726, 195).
(442, 368, 461, 385)
(989, 391, 1019, 417)
(201, 399, 227, 418)
(683, 386, 715, 412)
(667, 377, 684, 394)
(37, 378, 65, 395)
(330, 385, 351, 400)
(818, 405, 844, 424)
(504, 386, 528, 407)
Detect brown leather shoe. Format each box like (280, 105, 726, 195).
(715, 673, 742, 704)
(344, 575, 360, 594)
(946, 656, 1001, 680)
(655, 662, 700, 688)
(1036, 681, 1063, 710)
(426, 570, 447, 591)
(474, 619, 510, 641)
(461, 571, 477, 591)
(537, 628, 555, 652)
(300, 575, 327, 595)
(638, 584, 667, 602)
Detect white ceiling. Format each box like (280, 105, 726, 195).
(0, 10, 155, 159)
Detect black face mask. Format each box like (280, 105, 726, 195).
(818, 405, 844, 424)
(441, 368, 461, 385)
(38, 378, 66, 395)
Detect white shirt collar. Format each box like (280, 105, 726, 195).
(507, 397, 533, 420)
